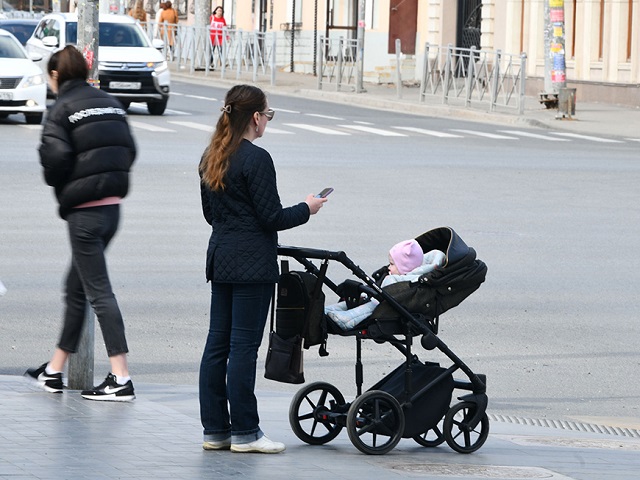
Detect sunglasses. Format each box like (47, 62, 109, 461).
(259, 108, 275, 121)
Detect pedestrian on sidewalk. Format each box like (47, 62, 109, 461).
(128, 0, 148, 23)
(198, 84, 327, 454)
(208, 6, 226, 67)
(25, 45, 137, 402)
(158, 0, 178, 55)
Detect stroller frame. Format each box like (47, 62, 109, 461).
(277, 227, 489, 455)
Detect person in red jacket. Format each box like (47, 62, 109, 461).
(209, 6, 226, 66)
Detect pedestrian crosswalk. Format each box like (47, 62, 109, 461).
(14, 100, 639, 145)
(120, 118, 638, 144)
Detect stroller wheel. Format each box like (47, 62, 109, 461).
(413, 419, 446, 447)
(289, 382, 346, 445)
(443, 401, 490, 453)
(346, 390, 405, 455)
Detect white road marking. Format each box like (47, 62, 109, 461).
(498, 130, 571, 141)
(304, 113, 344, 120)
(167, 121, 213, 132)
(185, 94, 218, 101)
(353, 120, 374, 125)
(129, 102, 191, 115)
(393, 126, 463, 138)
(626, 138, 640, 142)
(18, 125, 42, 130)
(450, 129, 517, 139)
(338, 125, 407, 136)
(284, 123, 351, 135)
(550, 132, 624, 143)
(264, 126, 294, 134)
(274, 108, 299, 114)
(129, 121, 176, 132)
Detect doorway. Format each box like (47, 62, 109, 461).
(388, 0, 418, 54)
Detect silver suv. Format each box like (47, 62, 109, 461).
(27, 13, 170, 115)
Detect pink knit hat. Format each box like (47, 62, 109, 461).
(389, 239, 423, 275)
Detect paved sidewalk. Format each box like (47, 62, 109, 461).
(2, 375, 640, 480)
(3, 70, 638, 479)
(169, 65, 640, 140)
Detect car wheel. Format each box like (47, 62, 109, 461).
(147, 98, 167, 115)
(0, 113, 9, 119)
(25, 113, 43, 125)
(120, 101, 131, 110)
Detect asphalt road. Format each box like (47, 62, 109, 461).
(1, 80, 639, 427)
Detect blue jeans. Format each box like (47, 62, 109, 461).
(199, 282, 272, 444)
(58, 205, 128, 357)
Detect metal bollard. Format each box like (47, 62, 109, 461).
(395, 38, 402, 99)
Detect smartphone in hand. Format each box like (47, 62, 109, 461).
(315, 187, 334, 198)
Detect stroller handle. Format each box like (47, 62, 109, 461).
(277, 245, 348, 262)
(278, 245, 380, 294)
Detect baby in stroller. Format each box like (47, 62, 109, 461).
(325, 239, 446, 330)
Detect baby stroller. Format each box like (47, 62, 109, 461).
(275, 226, 488, 455)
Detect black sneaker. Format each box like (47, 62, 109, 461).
(81, 373, 136, 402)
(24, 363, 64, 393)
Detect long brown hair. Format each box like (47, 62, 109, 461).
(199, 85, 267, 191)
(131, 0, 147, 22)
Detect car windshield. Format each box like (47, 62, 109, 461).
(0, 35, 27, 59)
(0, 22, 37, 45)
(66, 22, 149, 47)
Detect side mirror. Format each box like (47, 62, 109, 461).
(29, 52, 43, 62)
(152, 38, 164, 50)
(42, 36, 59, 48)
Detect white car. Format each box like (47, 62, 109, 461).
(27, 13, 170, 115)
(0, 28, 46, 124)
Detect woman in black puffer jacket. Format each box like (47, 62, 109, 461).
(25, 46, 137, 402)
(198, 85, 327, 454)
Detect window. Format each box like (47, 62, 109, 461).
(286, 0, 302, 24)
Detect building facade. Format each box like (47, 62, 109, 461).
(203, 0, 638, 104)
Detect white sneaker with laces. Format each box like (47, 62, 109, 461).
(230, 435, 285, 454)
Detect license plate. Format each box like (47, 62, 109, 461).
(109, 81, 141, 90)
(0, 92, 13, 101)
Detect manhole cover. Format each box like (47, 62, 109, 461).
(392, 464, 565, 478)
(505, 435, 640, 451)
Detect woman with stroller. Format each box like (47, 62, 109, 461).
(198, 84, 327, 453)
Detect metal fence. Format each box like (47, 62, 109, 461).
(141, 22, 277, 85)
(419, 43, 527, 114)
(316, 35, 361, 92)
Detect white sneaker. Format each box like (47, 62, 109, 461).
(230, 435, 286, 454)
(203, 438, 231, 450)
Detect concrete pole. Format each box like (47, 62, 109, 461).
(356, 0, 365, 93)
(195, 0, 208, 67)
(68, 303, 95, 389)
(68, 0, 99, 390)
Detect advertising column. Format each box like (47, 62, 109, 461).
(541, 0, 568, 109)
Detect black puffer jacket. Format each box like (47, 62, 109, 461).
(39, 79, 136, 218)
(200, 139, 310, 283)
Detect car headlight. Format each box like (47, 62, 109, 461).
(21, 74, 45, 88)
(149, 61, 168, 73)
